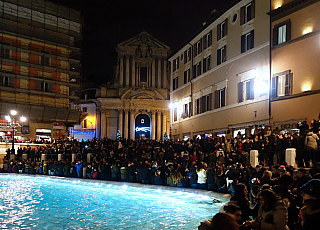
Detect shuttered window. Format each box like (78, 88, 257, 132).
(203, 30, 212, 49)
(238, 79, 254, 103)
(214, 88, 226, 108)
(241, 30, 254, 53)
(172, 77, 178, 90)
(193, 62, 201, 78)
(203, 56, 211, 73)
(217, 19, 228, 40)
(240, 0, 255, 25)
(273, 20, 291, 46)
(271, 71, 293, 98)
(184, 48, 191, 64)
(173, 57, 179, 71)
(184, 69, 190, 84)
(217, 46, 226, 65)
(2, 76, 13, 87)
(194, 39, 202, 57)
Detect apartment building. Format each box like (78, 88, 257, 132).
(169, 0, 271, 140)
(269, 0, 320, 131)
(0, 0, 82, 141)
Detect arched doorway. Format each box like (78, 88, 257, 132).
(135, 114, 150, 139)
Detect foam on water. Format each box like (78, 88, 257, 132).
(0, 174, 228, 229)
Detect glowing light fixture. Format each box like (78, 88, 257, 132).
(302, 27, 312, 35)
(20, 116, 26, 123)
(11, 110, 17, 116)
(302, 83, 311, 92)
(253, 69, 269, 95)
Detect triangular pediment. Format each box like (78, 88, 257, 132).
(121, 88, 166, 100)
(118, 31, 169, 49)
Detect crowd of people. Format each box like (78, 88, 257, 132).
(1, 120, 320, 230)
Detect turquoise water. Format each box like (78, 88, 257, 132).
(0, 175, 227, 229)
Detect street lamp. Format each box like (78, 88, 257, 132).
(5, 110, 26, 154)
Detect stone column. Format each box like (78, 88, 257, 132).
(132, 59, 136, 87)
(152, 60, 156, 88)
(126, 55, 130, 86)
(119, 55, 124, 87)
(101, 109, 107, 138)
(162, 112, 167, 138)
(96, 108, 101, 138)
(157, 110, 162, 140)
(163, 60, 167, 88)
(124, 109, 129, 140)
(148, 64, 151, 87)
(130, 110, 135, 140)
(118, 109, 123, 138)
(137, 63, 140, 86)
(152, 110, 156, 140)
(157, 58, 162, 88)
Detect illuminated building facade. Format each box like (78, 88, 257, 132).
(269, 0, 320, 130)
(0, 0, 82, 141)
(97, 32, 170, 140)
(168, 0, 271, 140)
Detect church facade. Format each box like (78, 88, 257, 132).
(96, 32, 170, 140)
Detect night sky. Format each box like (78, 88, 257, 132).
(51, 0, 236, 86)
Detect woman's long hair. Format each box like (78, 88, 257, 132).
(210, 213, 239, 230)
(259, 190, 281, 212)
(232, 183, 247, 199)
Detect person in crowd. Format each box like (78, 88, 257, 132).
(223, 204, 242, 223)
(305, 129, 319, 167)
(300, 179, 320, 230)
(197, 166, 207, 189)
(227, 183, 252, 225)
(75, 160, 82, 178)
(244, 190, 289, 230)
(198, 212, 239, 230)
(273, 174, 299, 229)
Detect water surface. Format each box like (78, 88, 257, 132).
(0, 174, 228, 229)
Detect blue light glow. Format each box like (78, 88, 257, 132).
(135, 127, 151, 132)
(0, 175, 227, 229)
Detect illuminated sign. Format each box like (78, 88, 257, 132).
(135, 127, 150, 132)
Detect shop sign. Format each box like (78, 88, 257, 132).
(55, 132, 63, 137)
(53, 122, 64, 129)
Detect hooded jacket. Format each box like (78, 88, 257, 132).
(256, 201, 289, 230)
(305, 132, 319, 150)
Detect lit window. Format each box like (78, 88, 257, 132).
(238, 79, 254, 103)
(277, 75, 286, 96)
(271, 70, 293, 98)
(215, 88, 226, 108)
(273, 20, 291, 46)
(278, 25, 286, 44)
